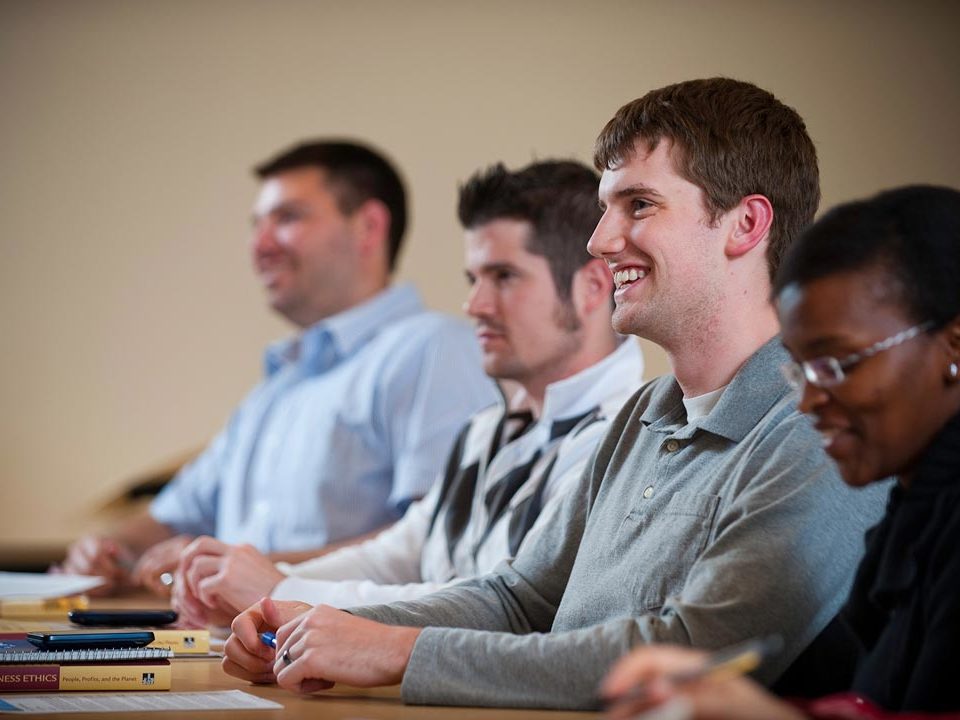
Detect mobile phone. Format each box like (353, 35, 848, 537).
(26, 631, 156, 650)
(68, 609, 178, 627)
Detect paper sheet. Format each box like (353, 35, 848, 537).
(0, 573, 104, 600)
(0, 690, 283, 714)
(625, 698, 693, 720)
(0, 620, 71, 632)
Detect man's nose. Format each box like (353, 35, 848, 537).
(587, 212, 625, 259)
(252, 220, 280, 254)
(463, 279, 494, 318)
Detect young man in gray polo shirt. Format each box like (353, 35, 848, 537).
(221, 79, 889, 710)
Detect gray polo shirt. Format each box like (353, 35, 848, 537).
(352, 338, 889, 709)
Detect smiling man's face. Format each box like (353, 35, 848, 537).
(588, 141, 728, 346)
(250, 167, 362, 328)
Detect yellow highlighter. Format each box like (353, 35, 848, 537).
(614, 635, 783, 706)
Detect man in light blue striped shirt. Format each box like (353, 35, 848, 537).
(59, 140, 497, 594)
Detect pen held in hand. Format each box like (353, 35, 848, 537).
(260, 631, 293, 665)
(608, 635, 783, 707)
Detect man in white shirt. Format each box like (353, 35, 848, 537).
(171, 159, 644, 626)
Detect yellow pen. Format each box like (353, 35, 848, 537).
(611, 635, 783, 706)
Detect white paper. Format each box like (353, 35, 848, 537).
(628, 698, 693, 720)
(0, 572, 104, 599)
(0, 690, 283, 714)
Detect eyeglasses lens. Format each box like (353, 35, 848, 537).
(782, 358, 845, 389)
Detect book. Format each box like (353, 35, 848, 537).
(0, 659, 171, 692)
(147, 629, 211, 655)
(0, 643, 172, 692)
(0, 596, 89, 619)
(0, 626, 211, 656)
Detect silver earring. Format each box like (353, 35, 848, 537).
(950, 362, 959, 379)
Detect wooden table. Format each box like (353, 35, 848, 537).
(159, 660, 600, 720)
(3, 594, 602, 719)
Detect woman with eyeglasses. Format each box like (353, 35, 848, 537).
(601, 185, 960, 719)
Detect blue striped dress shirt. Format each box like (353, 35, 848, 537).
(150, 284, 498, 552)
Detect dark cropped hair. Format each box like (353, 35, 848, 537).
(457, 160, 601, 300)
(254, 140, 407, 272)
(774, 185, 960, 328)
(594, 78, 820, 280)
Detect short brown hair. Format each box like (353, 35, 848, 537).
(457, 160, 601, 301)
(594, 78, 820, 279)
(255, 140, 407, 272)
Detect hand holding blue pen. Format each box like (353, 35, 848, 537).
(259, 631, 293, 665)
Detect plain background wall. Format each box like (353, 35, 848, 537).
(1, 0, 958, 544)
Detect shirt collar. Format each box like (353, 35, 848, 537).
(509, 339, 643, 429)
(640, 336, 791, 442)
(264, 283, 423, 376)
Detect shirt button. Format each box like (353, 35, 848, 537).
(665, 439, 680, 452)
(642, 486, 654, 499)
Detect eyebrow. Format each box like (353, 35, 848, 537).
(251, 199, 309, 223)
(466, 261, 522, 276)
(611, 183, 664, 201)
(800, 334, 860, 355)
(598, 183, 664, 210)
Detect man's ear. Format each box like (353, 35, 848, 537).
(725, 194, 774, 259)
(351, 199, 391, 259)
(572, 258, 614, 316)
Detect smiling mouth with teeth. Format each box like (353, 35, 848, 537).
(613, 268, 648, 289)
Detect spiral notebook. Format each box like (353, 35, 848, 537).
(0, 646, 172, 663)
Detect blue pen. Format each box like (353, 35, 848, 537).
(259, 631, 293, 666)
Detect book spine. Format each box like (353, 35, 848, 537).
(0, 596, 89, 618)
(148, 630, 210, 654)
(0, 662, 171, 692)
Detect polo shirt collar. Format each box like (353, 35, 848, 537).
(640, 336, 791, 442)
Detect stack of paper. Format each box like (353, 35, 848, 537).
(0, 573, 103, 619)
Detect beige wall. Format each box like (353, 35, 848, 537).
(1, 0, 958, 542)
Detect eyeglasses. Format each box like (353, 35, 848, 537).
(782, 321, 934, 389)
